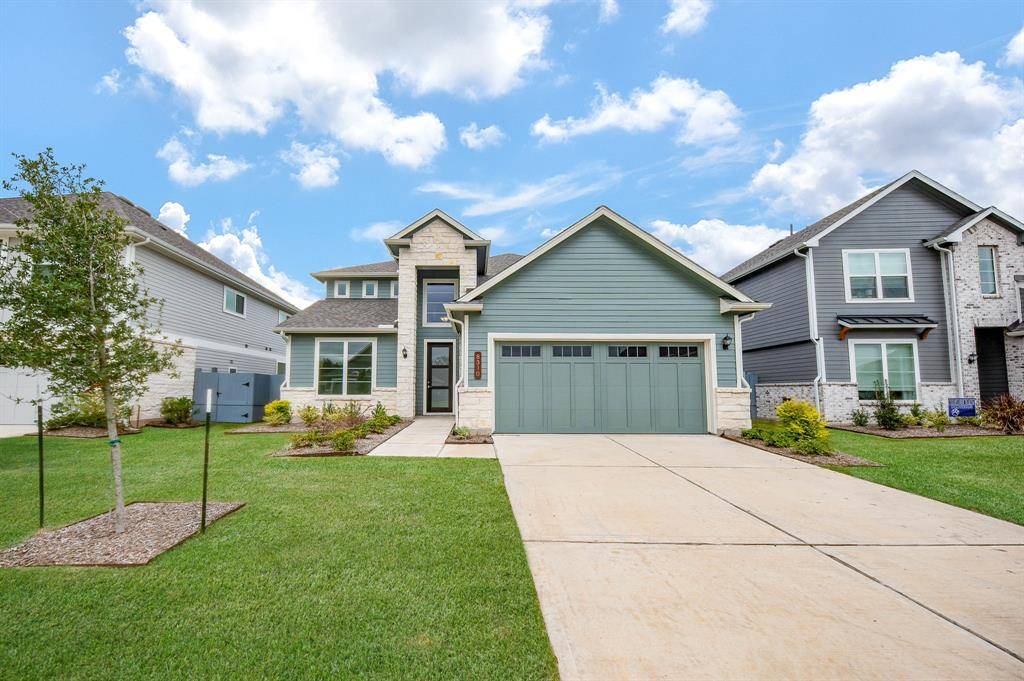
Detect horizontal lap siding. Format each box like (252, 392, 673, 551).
(734, 254, 809, 349)
(287, 333, 397, 389)
(743, 341, 817, 383)
(196, 347, 280, 374)
(324, 278, 395, 299)
(469, 218, 736, 387)
(814, 185, 959, 382)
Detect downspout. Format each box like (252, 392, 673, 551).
(931, 243, 963, 396)
(735, 312, 756, 388)
(449, 315, 465, 427)
(793, 247, 824, 412)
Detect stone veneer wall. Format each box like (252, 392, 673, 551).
(754, 383, 819, 420)
(396, 219, 477, 418)
(949, 218, 1024, 400)
(279, 387, 398, 422)
(456, 387, 494, 434)
(715, 387, 752, 433)
(137, 342, 197, 419)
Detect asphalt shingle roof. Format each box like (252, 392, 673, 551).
(0, 192, 297, 312)
(276, 298, 398, 330)
(722, 182, 895, 283)
(315, 253, 524, 281)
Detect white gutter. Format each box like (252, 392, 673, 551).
(931, 243, 964, 396)
(794, 247, 824, 412)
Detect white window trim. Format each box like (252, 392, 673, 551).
(421, 338, 456, 414)
(977, 245, 999, 297)
(362, 280, 377, 298)
(223, 286, 247, 318)
(314, 336, 377, 398)
(847, 338, 921, 403)
(841, 248, 915, 304)
(278, 310, 289, 324)
(334, 280, 350, 298)
(390, 280, 400, 298)
(422, 278, 458, 327)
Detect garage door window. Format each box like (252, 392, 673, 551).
(552, 345, 592, 357)
(501, 344, 541, 357)
(659, 345, 698, 358)
(608, 345, 647, 358)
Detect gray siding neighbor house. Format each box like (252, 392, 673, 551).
(0, 193, 300, 425)
(724, 171, 1024, 423)
(277, 207, 770, 434)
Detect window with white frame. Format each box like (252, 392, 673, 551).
(278, 310, 289, 324)
(224, 287, 246, 316)
(362, 280, 377, 298)
(334, 281, 350, 298)
(423, 280, 456, 326)
(843, 249, 913, 302)
(316, 339, 374, 396)
(978, 246, 998, 295)
(852, 341, 917, 400)
(390, 280, 399, 298)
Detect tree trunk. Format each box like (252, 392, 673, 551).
(102, 385, 126, 533)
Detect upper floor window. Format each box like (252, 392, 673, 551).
(390, 280, 399, 298)
(224, 286, 246, 317)
(842, 249, 913, 303)
(278, 310, 289, 324)
(978, 246, 998, 295)
(362, 281, 377, 298)
(334, 280, 350, 298)
(423, 280, 456, 326)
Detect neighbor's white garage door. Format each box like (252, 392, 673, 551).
(0, 367, 50, 425)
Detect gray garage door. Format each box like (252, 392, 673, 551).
(495, 342, 707, 433)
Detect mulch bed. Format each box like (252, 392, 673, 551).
(40, 426, 142, 439)
(226, 422, 308, 434)
(0, 501, 244, 567)
(724, 434, 882, 468)
(830, 424, 1008, 438)
(146, 421, 201, 429)
(445, 434, 494, 444)
(270, 419, 413, 458)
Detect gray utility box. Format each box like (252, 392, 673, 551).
(192, 370, 285, 423)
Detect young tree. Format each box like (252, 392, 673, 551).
(0, 150, 181, 532)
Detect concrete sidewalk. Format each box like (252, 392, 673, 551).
(369, 416, 495, 458)
(496, 433, 1024, 680)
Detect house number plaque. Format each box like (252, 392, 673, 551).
(474, 352, 482, 380)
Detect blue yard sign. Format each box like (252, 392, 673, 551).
(947, 397, 977, 418)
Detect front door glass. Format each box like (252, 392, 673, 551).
(427, 344, 452, 412)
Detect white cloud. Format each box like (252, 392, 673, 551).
(767, 138, 784, 162)
(124, 1, 550, 169)
(661, 0, 712, 36)
(599, 0, 619, 23)
(280, 142, 341, 189)
(678, 141, 757, 173)
(479, 226, 508, 243)
(95, 68, 123, 94)
(350, 220, 403, 242)
(156, 135, 250, 186)
(459, 123, 507, 150)
(540, 226, 561, 238)
(648, 218, 788, 274)
(750, 52, 1024, 217)
(532, 75, 741, 145)
(999, 26, 1024, 67)
(157, 201, 190, 235)
(418, 165, 621, 216)
(199, 216, 316, 309)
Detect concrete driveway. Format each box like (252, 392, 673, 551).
(495, 433, 1024, 680)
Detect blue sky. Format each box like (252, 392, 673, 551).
(2, 0, 1022, 307)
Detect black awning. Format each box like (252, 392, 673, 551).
(836, 315, 938, 340)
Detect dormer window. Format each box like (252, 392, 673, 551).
(334, 281, 350, 298)
(363, 280, 377, 298)
(842, 249, 913, 303)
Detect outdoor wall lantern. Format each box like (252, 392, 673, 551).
(721, 334, 732, 350)
(967, 352, 977, 364)
(402, 347, 408, 359)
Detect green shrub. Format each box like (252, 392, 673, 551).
(851, 409, 869, 427)
(452, 425, 471, 439)
(792, 436, 833, 456)
(330, 430, 357, 453)
(872, 383, 903, 430)
(263, 399, 292, 426)
(909, 402, 925, 422)
(762, 429, 797, 449)
(298, 405, 320, 427)
(367, 415, 391, 434)
(160, 396, 194, 425)
(46, 391, 131, 430)
(389, 414, 402, 426)
(372, 402, 388, 420)
(900, 413, 920, 428)
(981, 394, 1024, 434)
(957, 415, 982, 427)
(923, 407, 950, 433)
(350, 423, 371, 439)
(338, 401, 366, 427)
(776, 399, 828, 441)
(290, 430, 329, 449)
(741, 426, 767, 440)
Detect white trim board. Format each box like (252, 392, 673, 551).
(458, 206, 754, 304)
(485, 332, 719, 434)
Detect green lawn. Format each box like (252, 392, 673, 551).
(0, 426, 557, 680)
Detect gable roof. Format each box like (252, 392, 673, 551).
(275, 298, 397, 332)
(458, 206, 754, 304)
(722, 170, 983, 283)
(386, 208, 484, 241)
(311, 253, 523, 283)
(924, 206, 1024, 246)
(0, 192, 299, 313)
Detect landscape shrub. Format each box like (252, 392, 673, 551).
(46, 391, 130, 429)
(263, 399, 292, 426)
(872, 383, 903, 431)
(909, 403, 925, 423)
(298, 405, 320, 427)
(900, 413, 919, 428)
(850, 409, 869, 427)
(372, 402, 388, 420)
(160, 396, 194, 425)
(290, 430, 329, 449)
(452, 425, 471, 440)
(792, 436, 833, 456)
(776, 400, 828, 442)
(982, 394, 1024, 434)
(337, 401, 366, 428)
(762, 429, 797, 449)
(957, 415, 982, 427)
(330, 429, 357, 453)
(923, 407, 950, 433)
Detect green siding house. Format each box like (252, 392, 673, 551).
(276, 207, 770, 434)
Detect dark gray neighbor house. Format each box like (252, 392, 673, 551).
(724, 170, 1024, 423)
(0, 193, 300, 426)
